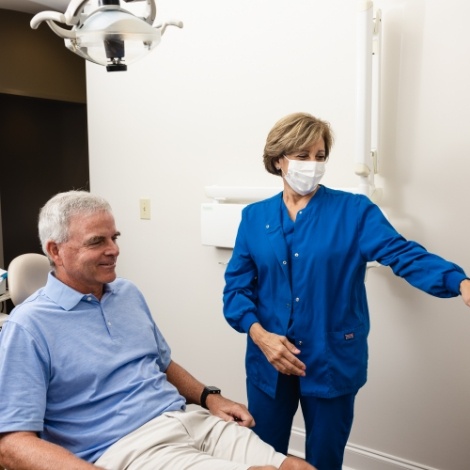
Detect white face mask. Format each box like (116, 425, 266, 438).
(282, 157, 326, 196)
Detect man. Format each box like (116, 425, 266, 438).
(0, 191, 315, 470)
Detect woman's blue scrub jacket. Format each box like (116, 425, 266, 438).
(223, 186, 467, 398)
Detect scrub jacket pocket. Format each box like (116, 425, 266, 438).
(327, 324, 368, 393)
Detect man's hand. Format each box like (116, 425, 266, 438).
(164, 360, 255, 427)
(204, 394, 255, 427)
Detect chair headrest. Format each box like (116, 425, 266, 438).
(7, 253, 50, 306)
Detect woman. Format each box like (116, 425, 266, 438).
(223, 112, 470, 470)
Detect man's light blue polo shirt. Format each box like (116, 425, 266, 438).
(0, 274, 186, 462)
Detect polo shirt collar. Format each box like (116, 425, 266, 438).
(43, 272, 115, 311)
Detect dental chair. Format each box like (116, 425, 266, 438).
(1, 253, 50, 331)
(7, 253, 50, 306)
(0, 253, 50, 469)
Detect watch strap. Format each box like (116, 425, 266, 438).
(200, 386, 221, 409)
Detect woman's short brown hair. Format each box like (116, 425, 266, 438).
(263, 112, 334, 176)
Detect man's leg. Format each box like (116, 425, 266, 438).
(96, 410, 316, 470)
(183, 409, 287, 467)
(95, 411, 255, 470)
(200, 413, 316, 470)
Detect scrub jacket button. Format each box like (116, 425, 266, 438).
(87, 296, 92, 302)
(295, 297, 300, 302)
(294, 252, 299, 257)
(266, 224, 270, 229)
(298, 340, 303, 346)
(282, 260, 287, 265)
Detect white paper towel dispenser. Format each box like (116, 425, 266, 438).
(201, 203, 246, 248)
(201, 186, 282, 248)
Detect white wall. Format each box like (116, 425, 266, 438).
(86, 1, 470, 469)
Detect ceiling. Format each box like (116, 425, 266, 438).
(0, 0, 69, 15)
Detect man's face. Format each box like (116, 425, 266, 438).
(50, 211, 120, 298)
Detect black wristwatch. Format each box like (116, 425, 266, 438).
(200, 386, 221, 409)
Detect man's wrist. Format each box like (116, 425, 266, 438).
(200, 386, 221, 409)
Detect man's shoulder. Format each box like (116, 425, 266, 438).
(107, 277, 146, 301)
(109, 277, 139, 292)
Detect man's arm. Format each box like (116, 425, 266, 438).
(164, 360, 206, 405)
(0, 432, 105, 470)
(165, 360, 255, 427)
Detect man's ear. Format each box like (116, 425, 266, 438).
(46, 241, 61, 266)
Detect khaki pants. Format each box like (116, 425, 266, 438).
(96, 409, 286, 470)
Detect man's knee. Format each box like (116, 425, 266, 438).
(279, 455, 317, 470)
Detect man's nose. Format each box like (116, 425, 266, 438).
(105, 240, 120, 255)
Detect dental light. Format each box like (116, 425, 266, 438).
(30, 0, 183, 72)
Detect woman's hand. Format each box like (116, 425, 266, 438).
(460, 279, 470, 307)
(249, 323, 306, 376)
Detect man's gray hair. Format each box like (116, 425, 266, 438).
(38, 190, 112, 257)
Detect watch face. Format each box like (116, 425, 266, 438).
(206, 386, 221, 393)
